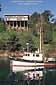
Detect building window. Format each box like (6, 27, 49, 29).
(21, 21, 24, 27)
(10, 21, 13, 26)
(17, 21, 20, 27)
(14, 21, 16, 27)
(7, 21, 9, 25)
(25, 21, 27, 27)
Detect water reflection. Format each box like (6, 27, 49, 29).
(0, 59, 56, 85)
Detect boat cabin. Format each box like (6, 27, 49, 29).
(21, 52, 43, 61)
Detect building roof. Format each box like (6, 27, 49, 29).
(5, 14, 29, 16)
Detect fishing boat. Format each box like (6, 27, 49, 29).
(9, 51, 44, 80)
(9, 51, 44, 72)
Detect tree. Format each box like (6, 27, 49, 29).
(28, 10, 53, 44)
(0, 31, 9, 50)
(17, 32, 38, 51)
(0, 19, 6, 32)
(41, 10, 53, 44)
(7, 35, 21, 52)
(0, 30, 21, 51)
(28, 12, 40, 36)
(42, 10, 53, 23)
(43, 23, 53, 44)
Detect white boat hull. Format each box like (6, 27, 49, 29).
(11, 60, 44, 72)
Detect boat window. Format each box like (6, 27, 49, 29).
(33, 54, 35, 57)
(25, 54, 27, 56)
(36, 74, 39, 77)
(28, 54, 30, 56)
(36, 54, 39, 57)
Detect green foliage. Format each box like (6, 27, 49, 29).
(28, 10, 54, 44)
(53, 25, 56, 42)
(0, 19, 6, 32)
(16, 32, 39, 51)
(0, 30, 39, 51)
(28, 12, 40, 35)
(0, 10, 56, 52)
(43, 23, 53, 44)
(42, 10, 53, 22)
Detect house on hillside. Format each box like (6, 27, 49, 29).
(5, 15, 29, 31)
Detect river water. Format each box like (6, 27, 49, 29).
(0, 59, 56, 85)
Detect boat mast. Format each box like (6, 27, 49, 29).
(39, 15, 44, 54)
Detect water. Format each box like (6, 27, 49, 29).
(0, 58, 10, 80)
(0, 58, 56, 85)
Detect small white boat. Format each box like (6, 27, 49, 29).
(9, 51, 44, 72)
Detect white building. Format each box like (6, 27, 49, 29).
(5, 15, 29, 31)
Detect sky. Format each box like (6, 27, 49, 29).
(0, 0, 56, 18)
